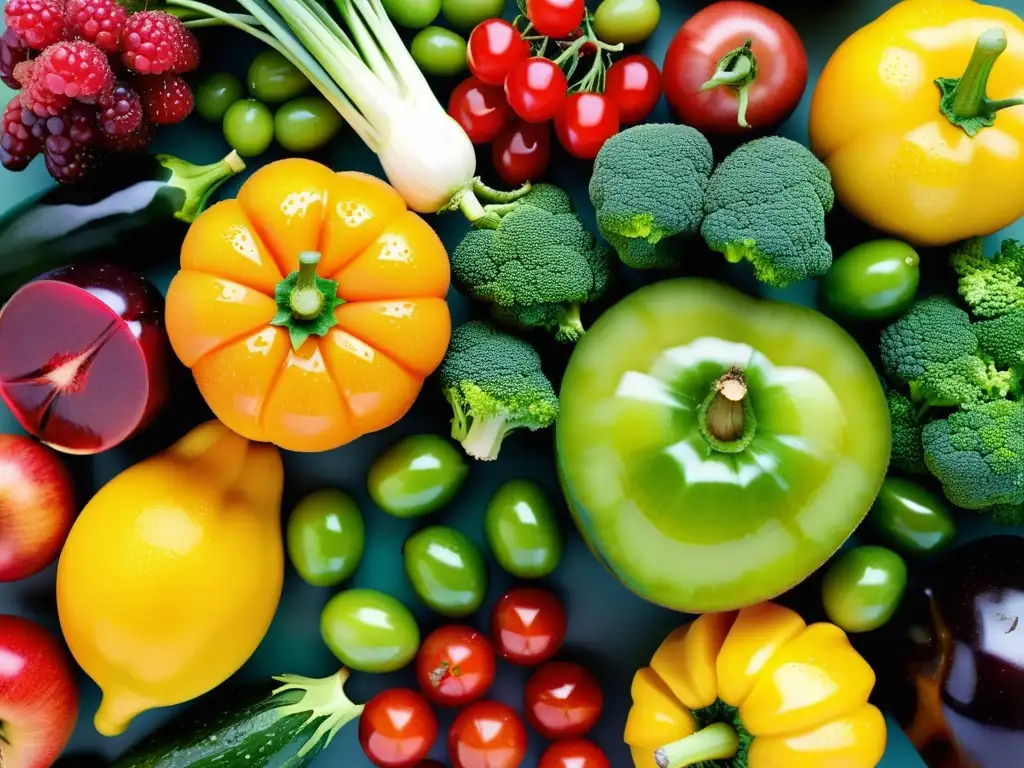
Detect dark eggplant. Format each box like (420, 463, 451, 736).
(0, 150, 244, 296)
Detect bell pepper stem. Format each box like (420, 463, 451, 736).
(160, 150, 245, 224)
(701, 40, 757, 128)
(290, 251, 326, 321)
(655, 722, 740, 768)
(698, 367, 757, 453)
(938, 28, 1024, 136)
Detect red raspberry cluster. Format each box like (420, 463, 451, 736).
(0, 2, 199, 183)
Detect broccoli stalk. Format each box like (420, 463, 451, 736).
(438, 321, 560, 461)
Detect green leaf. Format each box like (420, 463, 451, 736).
(270, 268, 345, 351)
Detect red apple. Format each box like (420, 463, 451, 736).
(0, 435, 75, 582)
(0, 615, 79, 768)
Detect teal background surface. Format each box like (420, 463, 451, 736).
(2, 0, 1023, 766)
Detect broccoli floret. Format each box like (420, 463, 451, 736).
(974, 311, 1024, 369)
(887, 390, 927, 475)
(700, 136, 835, 287)
(451, 184, 613, 343)
(917, 355, 1016, 407)
(951, 238, 1024, 319)
(438, 321, 560, 461)
(588, 124, 714, 270)
(879, 297, 978, 383)
(987, 503, 1024, 526)
(922, 400, 1024, 510)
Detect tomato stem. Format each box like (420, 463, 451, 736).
(701, 39, 757, 128)
(655, 723, 740, 768)
(938, 28, 1023, 137)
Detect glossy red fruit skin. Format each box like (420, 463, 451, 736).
(539, 739, 610, 768)
(449, 701, 527, 768)
(416, 625, 496, 707)
(490, 587, 567, 666)
(0, 262, 170, 455)
(467, 19, 530, 87)
(0, 614, 79, 768)
(448, 77, 513, 145)
(504, 57, 567, 123)
(359, 689, 439, 768)
(662, 0, 808, 136)
(605, 55, 663, 125)
(554, 92, 620, 160)
(0, 435, 75, 582)
(492, 120, 550, 186)
(525, 661, 603, 739)
(525, 0, 585, 39)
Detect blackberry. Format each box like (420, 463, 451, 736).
(97, 81, 142, 136)
(44, 102, 97, 183)
(0, 28, 29, 90)
(1, 96, 43, 170)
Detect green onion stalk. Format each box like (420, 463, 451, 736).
(166, 0, 528, 219)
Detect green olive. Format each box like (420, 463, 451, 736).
(411, 26, 468, 78)
(403, 526, 488, 617)
(247, 49, 311, 103)
(593, 0, 662, 46)
(222, 100, 275, 158)
(869, 477, 956, 554)
(822, 546, 908, 633)
(821, 240, 921, 321)
(381, 0, 440, 28)
(485, 480, 563, 578)
(320, 589, 420, 673)
(273, 96, 343, 153)
(195, 72, 245, 123)
(286, 489, 365, 587)
(441, 0, 504, 30)
(367, 434, 469, 518)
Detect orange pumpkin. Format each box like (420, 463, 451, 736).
(165, 159, 452, 453)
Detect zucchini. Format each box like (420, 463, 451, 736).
(112, 670, 363, 768)
(0, 150, 245, 297)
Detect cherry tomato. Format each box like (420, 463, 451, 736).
(524, 661, 603, 739)
(663, 0, 808, 136)
(554, 93, 620, 160)
(359, 689, 439, 768)
(467, 19, 530, 87)
(490, 587, 566, 666)
(448, 701, 527, 768)
(605, 54, 663, 125)
(539, 739, 611, 768)
(416, 625, 496, 707)
(492, 120, 551, 186)
(526, 0, 585, 39)
(504, 57, 568, 123)
(448, 77, 514, 144)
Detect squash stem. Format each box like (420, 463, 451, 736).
(938, 28, 1023, 136)
(290, 252, 326, 321)
(656, 722, 740, 768)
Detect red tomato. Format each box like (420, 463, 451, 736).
(490, 587, 566, 666)
(554, 93, 620, 160)
(416, 625, 496, 707)
(539, 739, 611, 768)
(525, 661, 603, 739)
(359, 689, 439, 768)
(448, 77, 514, 144)
(605, 55, 663, 125)
(492, 120, 551, 186)
(526, 0, 585, 39)
(448, 701, 528, 768)
(468, 19, 531, 87)
(663, 0, 808, 136)
(504, 57, 568, 123)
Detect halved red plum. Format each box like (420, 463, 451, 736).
(0, 263, 169, 454)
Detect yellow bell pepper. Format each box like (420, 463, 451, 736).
(56, 421, 285, 737)
(625, 603, 887, 768)
(809, 0, 1024, 246)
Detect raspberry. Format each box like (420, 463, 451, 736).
(121, 11, 188, 76)
(1, 96, 43, 171)
(138, 72, 193, 125)
(95, 116, 153, 152)
(44, 102, 96, 183)
(20, 66, 73, 117)
(4, 0, 65, 51)
(96, 80, 142, 136)
(33, 40, 114, 101)
(0, 28, 30, 90)
(174, 26, 200, 73)
(65, 0, 128, 55)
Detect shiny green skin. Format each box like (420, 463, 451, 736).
(273, 97, 343, 153)
(593, 0, 662, 45)
(869, 477, 956, 554)
(222, 100, 274, 158)
(247, 50, 311, 103)
(286, 489, 365, 587)
(195, 73, 245, 123)
(485, 480, 563, 578)
(821, 239, 921, 321)
(382, 0, 441, 28)
(411, 27, 468, 78)
(403, 526, 488, 617)
(320, 589, 420, 673)
(556, 279, 891, 613)
(441, 0, 504, 30)
(822, 545, 908, 633)
(368, 434, 469, 518)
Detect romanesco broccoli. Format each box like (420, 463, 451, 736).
(951, 238, 1024, 319)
